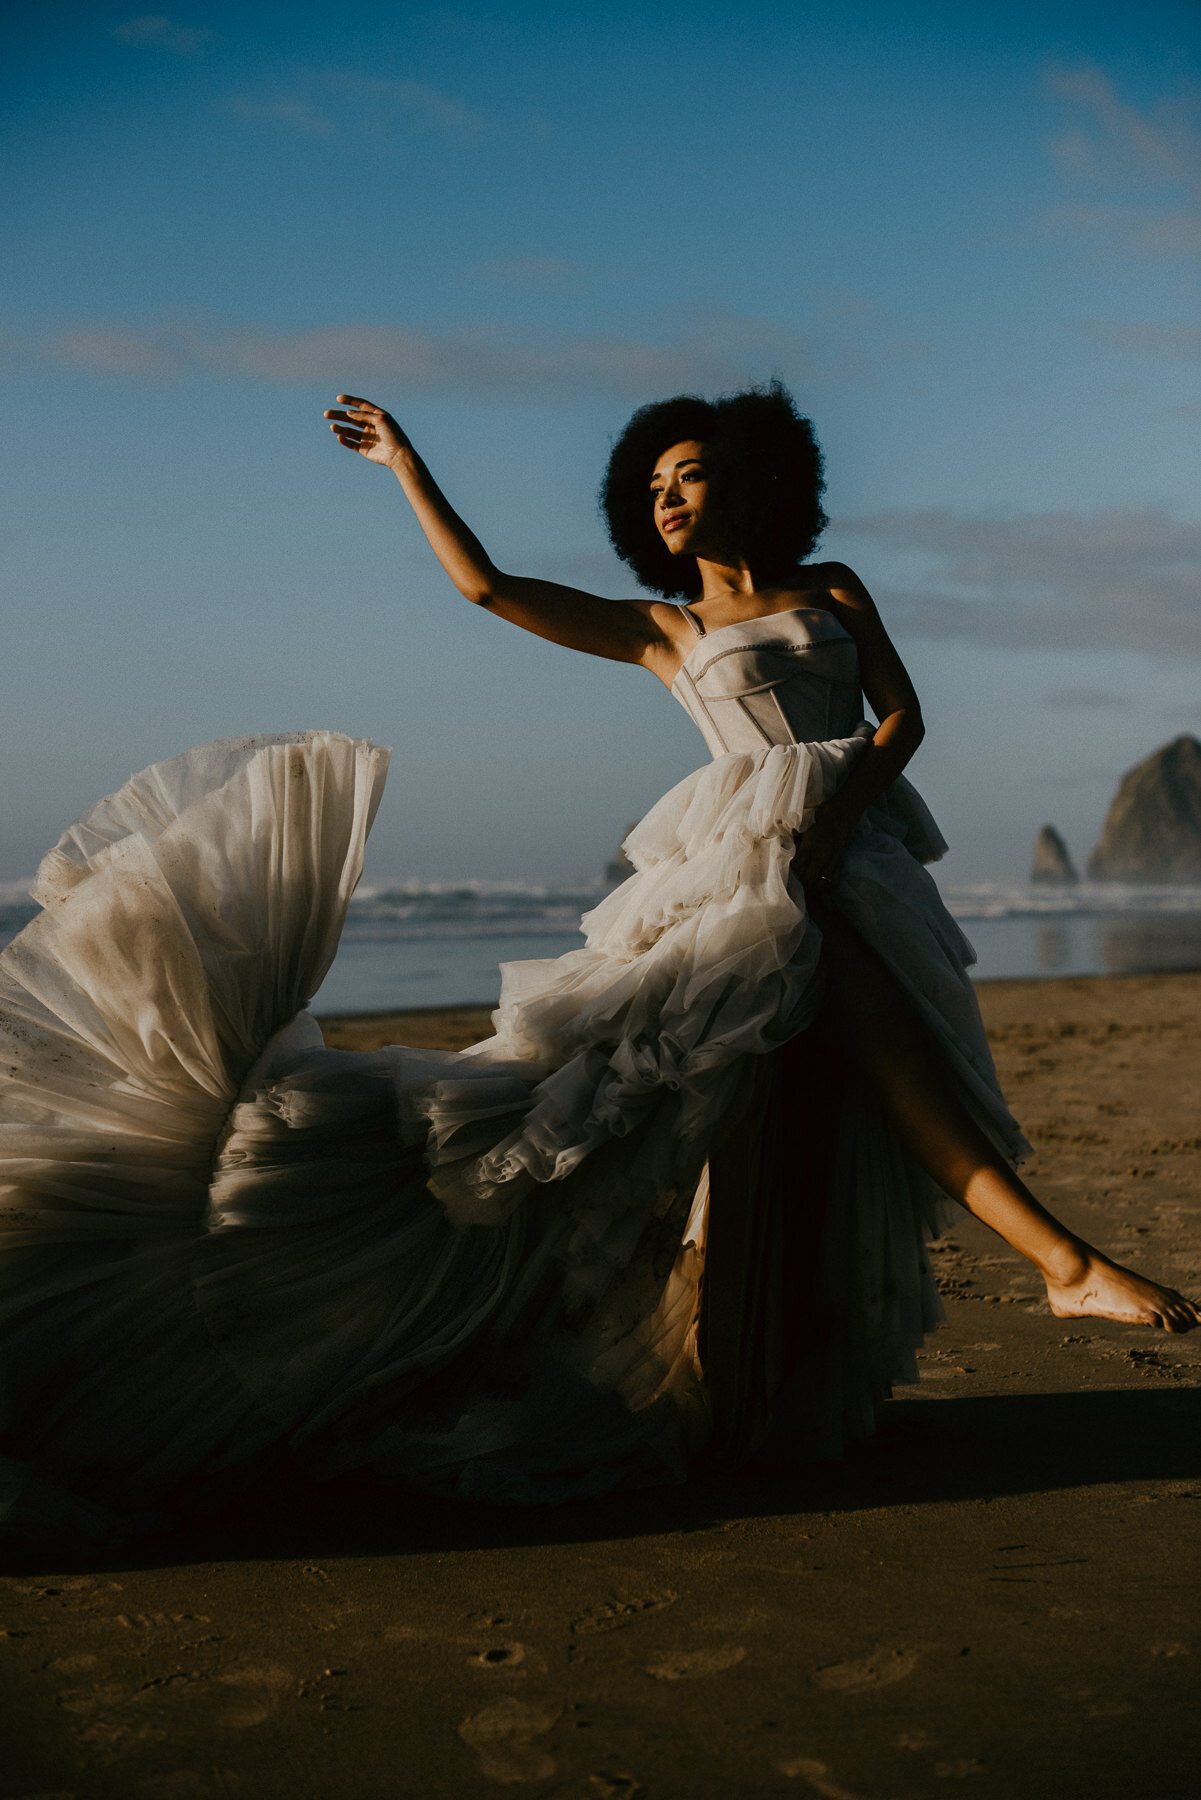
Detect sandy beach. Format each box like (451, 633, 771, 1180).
(3, 973, 1199, 1799)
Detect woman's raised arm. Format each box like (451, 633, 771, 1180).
(325, 396, 673, 669)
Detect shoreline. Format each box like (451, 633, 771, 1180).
(313, 963, 1201, 1020)
(314, 967, 1201, 1055)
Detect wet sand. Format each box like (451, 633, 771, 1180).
(3, 974, 1200, 1799)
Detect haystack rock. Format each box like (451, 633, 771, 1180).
(1030, 824, 1078, 885)
(1087, 735, 1201, 883)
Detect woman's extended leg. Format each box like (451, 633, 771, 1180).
(814, 908, 1201, 1333)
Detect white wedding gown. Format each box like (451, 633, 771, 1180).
(0, 606, 1027, 1545)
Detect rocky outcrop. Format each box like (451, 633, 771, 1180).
(1030, 825, 1078, 884)
(1087, 735, 1201, 883)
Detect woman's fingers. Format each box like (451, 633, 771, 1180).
(335, 394, 382, 412)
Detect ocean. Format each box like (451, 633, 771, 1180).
(4, 876, 1200, 1017)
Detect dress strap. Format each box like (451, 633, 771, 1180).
(680, 604, 706, 637)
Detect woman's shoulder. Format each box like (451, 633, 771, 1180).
(782, 561, 875, 615)
(786, 564, 890, 657)
(793, 559, 867, 593)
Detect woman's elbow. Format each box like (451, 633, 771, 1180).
(466, 565, 512, 609)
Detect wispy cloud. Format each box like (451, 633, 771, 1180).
(1036, 767, 1123, 790)
(1044, 62, 1201, 258)
(225, 71, 489, 143)
(475, 255, 584, 285)
(1046, 202, 1201, 257)
(326, 73, 486, 142)
(1043, 687, 1130, 709)
(15, 307, 915, 399)
(1048, 63, 1201, 190)
(47, 326, 181, 378)
(1079, 319, 1201, 362)
(111, 15, 217, 55)
(837, 507, 1201, 660)
(226, 94, 334, 138)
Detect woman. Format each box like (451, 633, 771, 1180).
(0, 384, 1193, 1547)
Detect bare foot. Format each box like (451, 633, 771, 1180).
(1045, 1247, 1201, 1333)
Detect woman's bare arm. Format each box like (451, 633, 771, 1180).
(325, 396, 677, 671)
(794, 563, 925, 888)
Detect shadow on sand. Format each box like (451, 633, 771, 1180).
(44, 1383, 1196, 1575)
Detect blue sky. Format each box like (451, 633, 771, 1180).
(2, 0, 1198, 884)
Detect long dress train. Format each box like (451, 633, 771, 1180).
(0, 609, 1027, 1545)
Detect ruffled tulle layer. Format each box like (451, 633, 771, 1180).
(0, 730, 1024, 1544)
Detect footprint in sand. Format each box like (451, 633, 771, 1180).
(216, 1663, 293, 1729)
(571, 1591, 677, 1636)
(470, 1642, 527, 1670)
(54, 1680, 128, 1716)
(776, 1756, 866, 1799)
(811, 1643, 922, 1692)
(545, 1775, 642, 1798)
(135, 1772, 245, 1798)
(644, 1644, 746, 1680)
(459, 1697, 561, 1783)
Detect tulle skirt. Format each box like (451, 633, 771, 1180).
(0, 730, 1026, 1545)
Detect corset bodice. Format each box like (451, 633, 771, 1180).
(671, 606, 865, 758)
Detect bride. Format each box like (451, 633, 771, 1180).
(0, 381, 1194, 1547)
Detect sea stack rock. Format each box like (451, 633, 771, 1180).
(1030, 825, 1078, 884)
(1087, 735, 1201, 883)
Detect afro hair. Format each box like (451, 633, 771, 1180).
(599, 380, 828, 599)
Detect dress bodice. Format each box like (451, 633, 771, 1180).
(671, 606, 865, 758)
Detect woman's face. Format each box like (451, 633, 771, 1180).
(650, 439, 723, 559)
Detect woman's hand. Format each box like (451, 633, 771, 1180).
(793, 799, 856, 900)
(323, 395, 411, 469)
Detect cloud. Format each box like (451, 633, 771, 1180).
(226, 94, 334, 138)
(475, 256, 584, 285)
(1043, 687, 1130, 709)
(836, 507, 1201, 661)
(325, 73, 486, 142)
(48, 327, 181, 378)
(1044, 63, 1201, 259)
(1079, 319, 1201, 362)
(1036, 768, 1123, 789)
(111, 15, 216, 54)
(1046, 202, 1201, 257)
(221, 71, 488, 145)
(16, 307, 913, 400)
(1047, 64, 1201, 189)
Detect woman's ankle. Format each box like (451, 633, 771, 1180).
(1038, 1233, 1094, 1290)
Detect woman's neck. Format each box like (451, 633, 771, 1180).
(695, 553, 763, 602)
(693, 553, 805, 611)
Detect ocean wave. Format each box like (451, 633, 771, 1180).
(940, 882, 1201, 921)
(5, 874, 1201, 963)
(340, 879, 603, 940)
